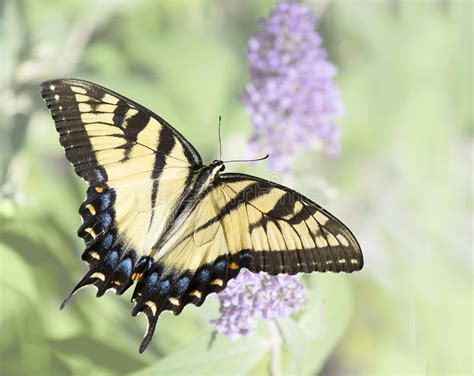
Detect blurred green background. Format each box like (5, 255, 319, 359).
(0, 0, 472, 375)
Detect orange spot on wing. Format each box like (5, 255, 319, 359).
(95, 187, 104, 193)
(132, 272, 144, 281)
(229, 262, 239, 270)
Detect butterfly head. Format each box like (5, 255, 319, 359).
(211, 160, 225, 173)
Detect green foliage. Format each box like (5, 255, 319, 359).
(1, 0, 471, 375)
(135, 335, 271, 375)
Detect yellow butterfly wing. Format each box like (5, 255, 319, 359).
(217, 173, 363, 274)
(132, 172, 363, 352)
(41, 79, 202, 300)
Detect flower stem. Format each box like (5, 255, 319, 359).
(268, 321, 282, 376)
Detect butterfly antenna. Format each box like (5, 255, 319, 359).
(218, 115, 223, 161)
(223, 154, 269, 164)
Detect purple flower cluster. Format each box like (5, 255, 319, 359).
(211, 269, 305, 340)
(242, 2, 344, 171)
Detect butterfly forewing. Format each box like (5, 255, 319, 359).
(41, 79, 202, 302)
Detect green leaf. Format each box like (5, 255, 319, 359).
(133, 335, 271, 375)
(50, 336, 147, 375)
(279, 275, 354, 375)
(0, 243, 38, 306)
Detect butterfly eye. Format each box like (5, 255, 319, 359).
(219, 165, 225, 172)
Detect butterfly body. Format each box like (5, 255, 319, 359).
(41, 79, 363, 353)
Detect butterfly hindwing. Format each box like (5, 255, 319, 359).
(41, 79, 203, 303)
(129, 176, 244, 351)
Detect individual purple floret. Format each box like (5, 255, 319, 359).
(211, 269, 305, 340)
(242, 2, 344, 171)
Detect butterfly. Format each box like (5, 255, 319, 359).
(40, 78, 363, 353)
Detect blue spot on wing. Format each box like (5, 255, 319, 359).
(98, 213, 112, 228)
(176, 277, 190, 293)
(95, 169, 105, 183)
(146, 272, 158, 288)
(99, 193, 112, 210)
(104, 250, 119, 266)
(196, 269, 210, 283)
(102, 234, 113, 249)
(117, 258, 133, 274)
(158, 279, 170, 293)
(214, 260, 226, 271)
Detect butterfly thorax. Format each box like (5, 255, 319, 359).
(177, 160, 225, 216)
(150, 160, 225, 258)
(194, 160, 225, 193)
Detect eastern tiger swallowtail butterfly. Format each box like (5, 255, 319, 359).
(40, 78, 363, 353)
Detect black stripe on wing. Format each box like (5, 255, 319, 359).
(149, 123, 177, 226)
(41, 81, 107, 183)
(40, 78, 202, 184)
(218, 173, 364, 274)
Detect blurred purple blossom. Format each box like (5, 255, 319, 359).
(211, 269, 305, 340)
(242, 2, 344, 171)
